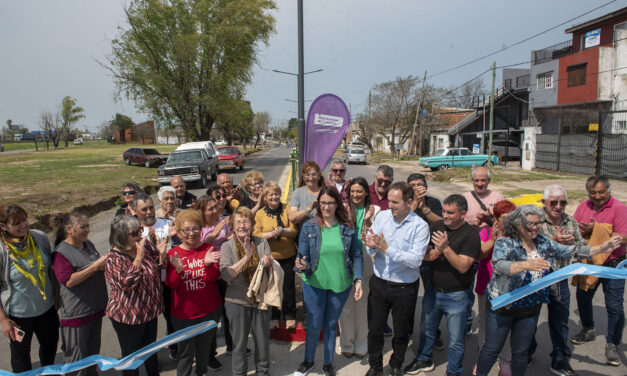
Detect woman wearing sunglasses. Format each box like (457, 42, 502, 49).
(166, 209, 222, 376)
(115, 182, 142, 217)
(207, 184, 233, 218)
(338, 177, 380, 359)
(294, 186, 363, 376)
(475, 205, 622, 376)
(105, 215, 168, 376)
(240, 171, 265, 215)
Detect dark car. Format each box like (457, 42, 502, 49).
(216, 145, 245, 171)
(157, 148, 217, 188)
(123, 148, 168, 167)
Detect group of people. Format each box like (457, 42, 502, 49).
(0, 158, 625, 376)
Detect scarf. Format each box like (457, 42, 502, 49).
(236, 237, 259, 283)
(263, 203, 285, 228)
(1, 233, 48, 301)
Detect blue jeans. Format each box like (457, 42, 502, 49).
(476, 309, 540, 376)
(302, 282, 351, 364)
(548, 279, 572, 369)
(418, 289, 468, 375)
(575, 273, 625, 345)
(416, 266, 440, 356)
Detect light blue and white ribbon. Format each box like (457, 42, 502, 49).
(491, 261, 627, 310)
(0, 320, 217, 376)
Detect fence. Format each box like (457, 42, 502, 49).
(535, 109, 627, 179)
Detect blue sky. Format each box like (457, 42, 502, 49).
(0, 0, 624, 132)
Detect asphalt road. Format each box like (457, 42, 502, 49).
(0, 153, 624, 375)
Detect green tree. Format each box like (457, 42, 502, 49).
(215, 100, 254, 146)
(61, 96, 85, 147)
(287, 117, 297, 140)
(108, 113, 134, 142)
(104, 0, 275, 141)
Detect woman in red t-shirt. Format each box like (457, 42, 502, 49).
(165, 209, 221, 376)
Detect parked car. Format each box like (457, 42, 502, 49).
(347, 141, 366, 149)
(216, 145, 245, 171)
(123, 148, 168, 167)
(215, 140, 227, 146)
(73, 138, 84, 145)
(344, 148, 367, 164)
(418, 147, 498, 171)
(157, 147, 218, 187)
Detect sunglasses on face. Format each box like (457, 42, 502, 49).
(123, 191, 137, 196)
(377, 178, 392, 186)
(332, 169, 345, 173)
(549, 200, 567, 207)
(214, 194, 227, 199)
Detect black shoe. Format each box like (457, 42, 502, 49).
(434, 337, 445, 351)
(364, 368, 382, 376)
(322, 363, 336, 376)
(571, 328, 595, 345)
(549, 365, 578, 376)
(208, 357, 222, 372)
(168, 347, 178, 360)
(293, 361, 314, 376)
(389, 368, 403, 376)
(403, 359, 434, 375)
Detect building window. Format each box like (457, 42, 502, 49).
(537, 72, 553, 89)
(504, 79, 512, 89)
(567, 64, 587, 87)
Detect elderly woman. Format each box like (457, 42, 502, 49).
(239, 171, 265, 215)
(166, 209, 222, 376)
(52, 212, 108, 376)
(289, 160, 325, 226)
(0, 204, 59, 372)
(157, 185, 179, 220)
(207, 184, 232, 218)
(221, 207, 274, 376)
(115, 182, 141, 217)
(105, 215, 167, 376)
(294, 186, 363, 376)
(253, 181, 298, 329)
(476, 205, 622, 376)
(338, 177, 380, 359)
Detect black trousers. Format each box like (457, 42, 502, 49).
(110, 318, 159, 376)
(210, 279, 233, 355)
(162, 282, 177, 351)
(367, 275, 419, 371)
(272, 255, 296, 321)
(9, 306, 59, 372)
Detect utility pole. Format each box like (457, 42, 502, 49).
(297, 0, 305, 171)
(411, 70, 428, 156)
(488, 61, 496, 167)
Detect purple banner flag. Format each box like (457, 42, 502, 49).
(304, 93, 351, 169)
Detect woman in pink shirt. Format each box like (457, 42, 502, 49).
(474, 200, 516, 376)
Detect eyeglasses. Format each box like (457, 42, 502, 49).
(123, 191, 137, 196)
(214, 194, 227, 199)
(233, 220, 252, 227)
(526, 221, 541, 228)
(377, 177, 392, 186)
(549, 200, 567, 207)
(252, 182, 263, 187)
(332, 169, 345, 173)
(304, 174, 318, 178)
(179, 227, 201, 235)
(129, 229, 142, 237)
(319, 201, 337, 207)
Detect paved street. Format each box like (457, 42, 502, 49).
(0, 154, 625, 375)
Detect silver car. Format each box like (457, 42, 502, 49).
(344, 148, 367, 164)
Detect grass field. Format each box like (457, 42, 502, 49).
(0, 143, 177, 220)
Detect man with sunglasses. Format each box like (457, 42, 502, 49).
(326, 159, 350, 202)
(369, 165, 394, 210)
(171, 176, 197, 209)
(571, 176, 627, 367)
(535, 185, 585, 376)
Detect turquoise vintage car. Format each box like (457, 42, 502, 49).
(419, 147, 498, 171)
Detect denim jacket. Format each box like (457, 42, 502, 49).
(486, 234, 590, 301)
(296, 218, 363, 281)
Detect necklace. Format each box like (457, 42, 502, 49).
(1, 234, 48, 301)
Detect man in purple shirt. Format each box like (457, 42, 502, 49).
(571, 175, 627, 367)
(369, 165, 394, 211)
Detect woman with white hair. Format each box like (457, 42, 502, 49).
(475, 205, 621, 376)
(157, 185, 179, 220)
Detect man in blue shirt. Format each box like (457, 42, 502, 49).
(363, 182, 430, 376)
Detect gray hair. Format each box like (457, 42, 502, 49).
(331, 159, 345, 168)
(502, 205, 544, 240)
(586, 175, 611, 191)
(543, 185, 567, 200)
(471, 166, 490, 180)
(109, 215, 141, 251)
(157, 185, 176, 201)
(377, 164, 394, 178)
(130, 193, 153, 209)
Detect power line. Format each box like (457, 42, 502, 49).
(426, 0, 618, 79)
